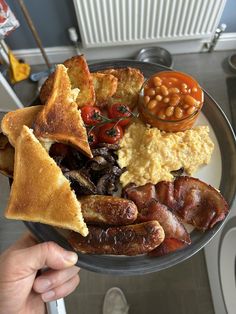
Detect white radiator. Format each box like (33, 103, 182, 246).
(73, 0, 227, 48)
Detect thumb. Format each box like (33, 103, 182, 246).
(23, 241, 78, 272)
(1, 240, 78, 281)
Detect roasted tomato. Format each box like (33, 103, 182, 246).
(108, 103, 132, 126)
(87, 130, 98, 147)
(98, 123, 123, 144)
(80, 106, 103, 126)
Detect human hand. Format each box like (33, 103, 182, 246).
(0, 233, 80, 314)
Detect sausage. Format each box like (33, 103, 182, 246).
(79, 195, 138, 225)
(68, 221, 165, 255)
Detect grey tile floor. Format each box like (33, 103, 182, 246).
(1, 49, 235, 314)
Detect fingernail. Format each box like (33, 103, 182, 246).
(42, 290, 55, 302)
(37, 279, 51, 292)
(63, 251, 78, 265)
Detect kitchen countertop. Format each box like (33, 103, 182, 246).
(1, 49, 235, 314)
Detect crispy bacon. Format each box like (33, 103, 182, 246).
(155, 181, 177, 209)
(123, 175, 229, 256)
(155, 176, 229, 231)
(173, 176, 229, 230)
(137, 199, 191, 244)
(122, 183, 157, 209)
(148, 238, 187, 257)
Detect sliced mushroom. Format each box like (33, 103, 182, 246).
(87, 156, 108, 171)
(96, 143, 119, 150)
(97, 173, 114, 195)
(64, 170, 97, 195)
(171, 167, 184, 177)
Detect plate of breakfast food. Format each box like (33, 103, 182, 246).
(0, 56, 235, 275)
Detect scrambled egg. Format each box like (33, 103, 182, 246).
(117, 122, 214, 187)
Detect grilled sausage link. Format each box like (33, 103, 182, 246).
(79, 195, 138, 225)
(68, 221, 165, 255)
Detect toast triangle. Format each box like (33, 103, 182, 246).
(39, 55, 95, 107)
(5, 125, 88, 236)
(1, 105, 42, 147)
(34, 64, 92, 158)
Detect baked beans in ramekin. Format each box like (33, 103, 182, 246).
(138, 71, 204, 132)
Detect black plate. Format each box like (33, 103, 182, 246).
(25, 60, 236, 275)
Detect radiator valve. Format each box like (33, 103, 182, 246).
(205, 23, 227, 52)
(68, 27, 81, 55)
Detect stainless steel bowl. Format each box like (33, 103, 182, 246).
(136, 47, 173, 68)
(228, 53, 236, 72)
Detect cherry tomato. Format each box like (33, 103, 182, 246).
(80, 106, 103, 126)
(87, 130, 98, 147)
(98, 123, 123, 144)
(108, 103, 132, 127)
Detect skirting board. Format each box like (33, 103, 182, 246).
(11, 33, 236, 65)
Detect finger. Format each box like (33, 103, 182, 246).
(2, 241, 78, 281)
(25, 241, 78, 271)
(33, 266, 80, 293)
(41, 274, 80, 302)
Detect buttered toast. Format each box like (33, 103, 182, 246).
(5, 125, 88, 236)
(1, 105, 42, 147)
(34, 64, 92, 158)
(40, 55, 95, 108)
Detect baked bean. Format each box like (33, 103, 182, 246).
(153, 76, 162, 86)
(169, 87, 180, 94)
(140, 71, 203, 129)
(195, 101, 201, 107)
(165, 106, 174, 117)
(160, 85, 169, 96)
(187, 106, 196, 115)
(146, 88, 156, 96)
(170, 94, 180, 107)
(147, 99, 158, 109)
(158, 112, 166, 119)
(144, 96, 150, 105)
(174, 107, 183, 119)
(155, 95, 163, 101)
(184, 95, 196, 107)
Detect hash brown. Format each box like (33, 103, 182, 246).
(100, 67, 144, 109)
(91, 72, 118, 106)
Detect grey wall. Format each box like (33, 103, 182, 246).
(4, 0, 236, 50)
(5, 0, 79, 49)
(219, 0, 236, 32)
